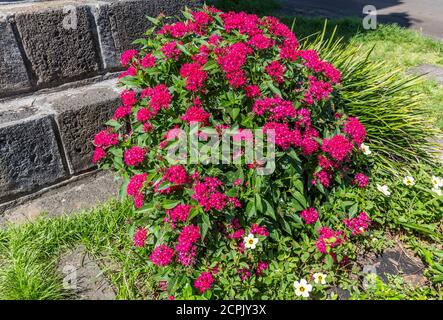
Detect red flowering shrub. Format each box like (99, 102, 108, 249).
(93, 6, 372, 298)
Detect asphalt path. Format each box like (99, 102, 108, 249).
(277, 0, 443, 39)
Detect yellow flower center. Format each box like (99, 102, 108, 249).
(248, 239, 254, 244)
(300, 286, 305, 292)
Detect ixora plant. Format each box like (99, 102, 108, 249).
(93, 6, 373, 299)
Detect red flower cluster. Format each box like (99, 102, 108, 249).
(127, 173, 147, 208)
(266, 61, 285, 83)
(192, 177, 239, 211)
(344, 117, 366, 146)
(161, 41, 181, 60)
(344, 212, 371, 235)
(354, 173, 369, 188)
(176, 225, 201, 266)
(133, 228, 148, 247)
(150, 245, 175, 266)
(300, 208, 319, 224)
(181, 98, 211, 125)
(124, 146, 145, 166)
(180, 62, 208, 92)
(166, 204, 193, 226)
(194, 272, 214, 293)
(315, 227, 346, 254)
(321, 135, 354, 162)
(92, 130, 118, 163)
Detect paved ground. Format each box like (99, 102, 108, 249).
(409, 64, 443, 85)
(277, 0, 443, 39)
(58, 245, 116, 300)
(0, 171, 120, 226)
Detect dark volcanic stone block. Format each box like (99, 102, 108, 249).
(106, 0, 201, 64)
(0, 19, 30, 96)
(15, 5, 100, 86)
(0, 112, 67, 203)
(44, 82, 120, 174)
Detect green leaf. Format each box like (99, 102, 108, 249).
(255, 194, 263, 213)
(200, 213, 210, 240)
(263, 199, 276, 220)
(292, 191, 307, 209)
(162, 199, 180, 209)
(268, 82, 282, 96)
(246, 200, 256, 219)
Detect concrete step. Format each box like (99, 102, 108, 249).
(0, 0, 201, 98)
(1, 170, 120, 225)
(0, 77, 120, 206)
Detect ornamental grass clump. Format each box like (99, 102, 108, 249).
(93, 6, 373, 298)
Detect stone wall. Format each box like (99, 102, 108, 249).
(0, 0, 201, 209)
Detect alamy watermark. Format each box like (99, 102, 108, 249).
(164, 123, 276, 175)
(363, 5, 377, 30)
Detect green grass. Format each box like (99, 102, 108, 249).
(0, 200, 147, 300)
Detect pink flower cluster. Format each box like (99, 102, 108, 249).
(266, 61, 285, 83)
(140, 53, 156, 68)
(154, 165, 190, 194)
(256, 261, 269, 276)
(158, 11, 213, 38)
(176, 225, 200, 266)
(93, 130, 118, 148)
(180, 62, 208, 92)
(300, 208, 319, 224)
(192, 177, 239, 211)
(304, 76, 333, 105)
(181, 98, 211, 125)
(244, 84, 261, 98)
(127, 173, 147, 208)
(121, 49, 138, 67)
(150, 245, 175, 266)
(344, 117, 366, 146)
(315, 227, 346, 254)
(344, 212, 371, 235)
(321, 135, 354, 162)
(142, 84, 172, 113)
(216, 42, 252, 88)
(124, 146, 145, 166)
(194, 272, 214, 293)
(161, 41, 181, 60)
(133, 228, 148, 247)
(298, 50, 341, 83)
(354, 173, 369, 188)
(166, 204, 193, 225)
(121, 90, 137, 107)
(250, 223, 269, 237)
(92, 130, 118, 163)
(252, 96, 295, 120)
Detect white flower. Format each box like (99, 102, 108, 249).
(402, 176, 415, 187)
(360, 143, 371, 155)
(313, 272, 327, 285)
(243, 233, 258, 249)
(431, 187, 442, 196)
(376, 184, 391, 196)
(431, 176, 443, 188)
(294, 279, 312, 298)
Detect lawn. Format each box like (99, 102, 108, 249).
(0, 3, 442, 300)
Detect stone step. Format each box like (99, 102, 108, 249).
(1, 170, 120, 224)
(0, 77, 121, 206)
(0, 0, 201, 98)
